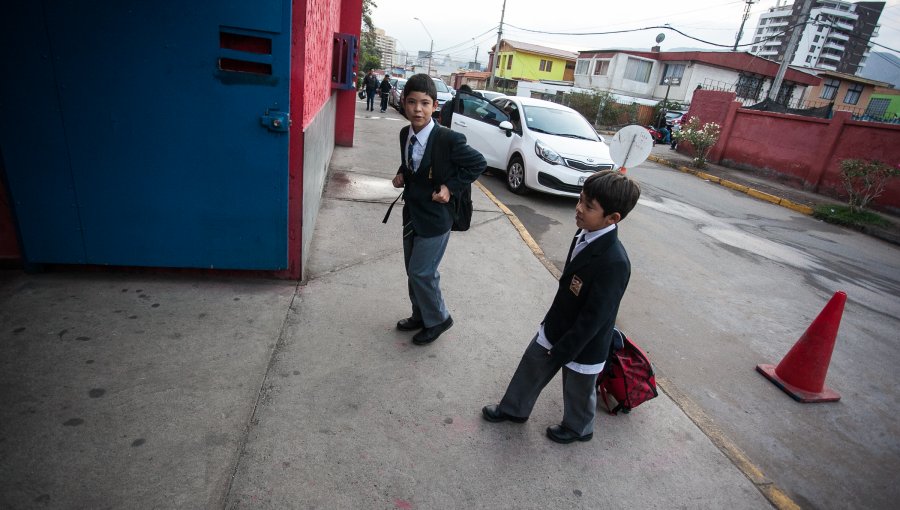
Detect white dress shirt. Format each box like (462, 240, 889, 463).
(405, 119, 435, 172)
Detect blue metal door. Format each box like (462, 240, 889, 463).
(0, 1, 291, 269)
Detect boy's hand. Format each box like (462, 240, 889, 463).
(392, 173, 405, 188)
(432, 184, 450, 203)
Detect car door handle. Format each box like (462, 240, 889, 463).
(453, 120, 467, 127)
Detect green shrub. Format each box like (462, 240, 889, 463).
(813, 204, 892, 228)
(838, 159, 900, 213)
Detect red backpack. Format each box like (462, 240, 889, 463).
(597, 328, 658, 415)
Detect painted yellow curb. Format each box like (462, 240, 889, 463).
(474, 180, 561, 280)
(649, 155, 815, 216)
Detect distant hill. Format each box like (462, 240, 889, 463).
(859, 52, 900, 88)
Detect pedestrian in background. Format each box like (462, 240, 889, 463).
(391, 74, 486, 345)
(379, 75, 392, 113)
(439, 84, 474, 127)
(482, 170, 641, 444)
(364, 70, 379, 111)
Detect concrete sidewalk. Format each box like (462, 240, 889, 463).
(0, 100, 772, 509)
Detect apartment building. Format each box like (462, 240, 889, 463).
(750, 0, 884, 75)
(374, 28, 396, 69)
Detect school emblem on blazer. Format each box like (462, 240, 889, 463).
(569, 275, 583, 296)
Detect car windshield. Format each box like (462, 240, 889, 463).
(433, 79, 449, 92)
(666, 111, 683, 119)
(522, 106, 599, 141)
(396, 80, 406, 90)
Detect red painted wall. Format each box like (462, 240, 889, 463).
(684, 90, 900, 213)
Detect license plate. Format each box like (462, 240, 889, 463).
(578, 176, 586, 185)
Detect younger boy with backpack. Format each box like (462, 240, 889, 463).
(482, 170, 641, 444)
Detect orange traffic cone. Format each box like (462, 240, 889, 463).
(756, 291, 845, 403)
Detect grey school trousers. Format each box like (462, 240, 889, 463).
(403, 231, 451, 328)
(499, 336, 599, 436)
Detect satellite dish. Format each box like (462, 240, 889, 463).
(609, 125, 654, 170)
(656, 33, 666, 44)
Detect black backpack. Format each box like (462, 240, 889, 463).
(431, 126, 473, 231)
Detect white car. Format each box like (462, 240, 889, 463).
(473, 89, 506, 101)
(447, 94, 615, 196)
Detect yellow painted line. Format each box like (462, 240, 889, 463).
(658, 377, 802, 510)
(748, 188, 782, 205)
(650, 155, 816, 217)
(474, 180, 561, 280)
(475, 179, 802, 510)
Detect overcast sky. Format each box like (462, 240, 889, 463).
(371, 0, 900, 64)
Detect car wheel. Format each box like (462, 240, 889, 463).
(506, 156, 527, 195)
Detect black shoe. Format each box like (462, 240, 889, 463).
(396, 317, 424, 331)
(546, 425, 592, 444)
(412, 316, 453, 345)
(482, 404, 527, 423)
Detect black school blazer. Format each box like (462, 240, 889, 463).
(397, 123, 485, 237)
(543, 227, 631, 366)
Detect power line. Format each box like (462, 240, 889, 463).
(502, 20, 811, 49)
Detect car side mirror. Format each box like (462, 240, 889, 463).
(499, 120, 514, 137)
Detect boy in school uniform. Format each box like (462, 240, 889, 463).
(391, 74, 486, 345)
(482, 170, 641, 444)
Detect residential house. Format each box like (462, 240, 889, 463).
(801, 70, 894, 117)
(488, 39, 577, 85)
(574, 49, 821, 107)
(449, 71, 492, 90)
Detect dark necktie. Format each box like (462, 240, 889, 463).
(570, 234, 588, 262)
(407, 136, 417, 172)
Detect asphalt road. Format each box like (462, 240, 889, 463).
(478, 160, 900, 510)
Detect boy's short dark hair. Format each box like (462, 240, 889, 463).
(402, 73, 437, 102)
(582, 170, 641, 220)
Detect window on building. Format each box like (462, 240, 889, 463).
(500, 55, 506, 69)
(660, 63, 685, 85)
(810, 45, 816, 52)
(865, 97, 890, 118)
(507, 55, 513, 69)
(624, 57, 652, 83)
(814, 35, 820, 42)
(593, 60, 609, 75)
(775, 83, 795, 105)
(546, 60, 552, 72)
(757, 28, 763, 34)
(821, 78, 840, 100)
(806, 55, 813, 63)
(752, 46, 759, 53)
(575, 59, 590, 75)
(539, 59, 553, 72)
(844, 83, 864, 105)
(735, 73, 764, 100)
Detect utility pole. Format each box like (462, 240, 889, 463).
(768, 0, 813, 102)
(733, 0, 757, 51)
(487, 0, 507, 90)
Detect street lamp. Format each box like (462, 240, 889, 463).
(413, 17, 433, 76)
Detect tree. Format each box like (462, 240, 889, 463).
(359, 0, 382, 74)
(839, 159, 900, 213)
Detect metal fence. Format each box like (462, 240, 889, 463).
(699, 78, 900, 125)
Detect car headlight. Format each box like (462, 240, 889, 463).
(535, 140, 562, 165)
